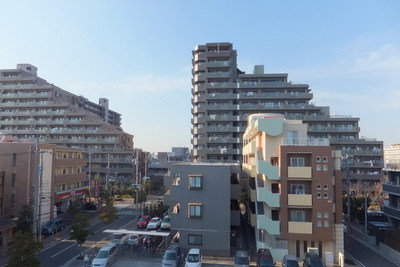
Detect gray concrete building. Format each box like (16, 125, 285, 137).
(191, 42, 383, 184)
(163, 163, 241, 256)
(0, 64, 135, 184)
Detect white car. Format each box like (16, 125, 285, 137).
(161, 216, 171, 230)
(185, 248, 202, 267)
(146, 217, 162, 230)
(110, 233, 128, 246)
(91, 243, 118, 267)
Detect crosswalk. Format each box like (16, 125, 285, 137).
(117, 208, 140, 216)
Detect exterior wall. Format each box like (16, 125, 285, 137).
(166, 163, 240, 256)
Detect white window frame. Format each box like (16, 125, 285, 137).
(189, 175, 203, 189)
(290, 157, 305, 167)
(290, 210, 305, 222)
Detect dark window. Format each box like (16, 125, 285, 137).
(303, 241, 307, 253)
(189, 175, 202, 189)
(188, 234, 202, 245)
(271, 183, 279, 193)
(11, 173, 16, 187)
(271, 210, 279, 221)
(188, 204, 203, 217)
(12, 153, 17, 166)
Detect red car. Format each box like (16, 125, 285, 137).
(137, 215, 151, 228)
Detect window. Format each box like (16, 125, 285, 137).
(11, 173, 16, 187)
(323, 193, 329, 199)
(12, 153, 17, 166)
(316, 184, 321, 190)
(323, 165, 328, 171)
(316, 165, 321, 171)
(324, 221, 329, 227)
(323, 156, 328, 162)
(287, 131, 299, 145)
(290, 211, 305, 222)
(290, 157, 305, 167)
(323, 184, 328, 190)
(317, 212, 322, 218)
(324, 212, 329, 218)
(188, 234, 202, 245)
(317, 192, 321, 199)
(188, 204, 203, 218)
(189, 175, 203, 189)
(290, 184, 305, 194)
(317, 220, 322, 227)
(316, 156, 321, 162)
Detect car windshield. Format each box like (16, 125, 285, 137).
(287, 260, 299, 267)
(163, 217, 170, 223)
(235, 257, 249, 264)
(150, 218, 158, 222)
(96, 250, 108, 259)
(187, 254, 199, 262)
(139, 217, 148, 222)
(165, 251, 177, 260)
(129, 235, 138, 240)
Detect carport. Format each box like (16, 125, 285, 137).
(103, 229, 172, 250)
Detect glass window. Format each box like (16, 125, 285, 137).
(189, 175, 203, 189)
(188, 204, 203, 217)
(316, 165, 321, 171)
(316, 184, 321, 190)
(290, 157, 305, 167)
(323, 193, 328, 199)
(317, 220, 322, 227)
(324, 212, 329, 218)
(324, 221, 329, 227)
(317, 192, 321, 199)
(323, 156, 328, 162)
(317, 212, 322, 218)
(323, 165, 328, 171)
(290, 184, 305, 194)
(323, 184, 328, 190)
(316, 156, 321, 162)
(188, 234, 202, 245)
(290, 211, 305, 222)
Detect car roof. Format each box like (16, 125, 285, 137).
(235, 250, 248, 257)
(284, 254, 297, 260)
(188, 248, 201, 254)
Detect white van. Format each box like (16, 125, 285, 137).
(91, 243, 118, 267)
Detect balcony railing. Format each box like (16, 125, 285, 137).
(288, 221, 313, 234)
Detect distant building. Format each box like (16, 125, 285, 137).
(0, 64, 134, 185)
(171, 147, 189, 161)
(191, 42, 383, 184)
(242, 114, 343, 263)
(383, 144, 400, 226)
(384, 144, 400, 170)
(164, 163, 241, 256)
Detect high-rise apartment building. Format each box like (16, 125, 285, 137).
(242, 114, 343, 264)
(191, 42, 383, 184)
(0, 64, 135, 184)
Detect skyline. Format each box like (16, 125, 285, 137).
(1, 1, 399, 152)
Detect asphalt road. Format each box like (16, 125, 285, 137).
(345, 234, 398, 267)
(38, 206, 139, 267)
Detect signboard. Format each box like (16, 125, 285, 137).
(55, 188, 88, 201)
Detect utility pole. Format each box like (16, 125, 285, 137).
(33, 139, 40, 241)
(88, 152, 92, 200)
(135, 149, 139, 211)
(106, 153, 110, 187)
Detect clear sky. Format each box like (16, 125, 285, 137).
(1, 1, 399, 153)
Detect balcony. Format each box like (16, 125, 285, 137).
(383, 183, 400, 195)
(258, 215, 280, 235)
(288, 167, 312, 179)
(206, 104, 237, 111)
(243, 141, 256, 155)
(383, 205, 400, 220)
(288, 222, 313, 234)
(257, 160, 279, 180)
(288, 194, 312, 206)
(242, 163, 256, 177)
(257, 187, 280, 207)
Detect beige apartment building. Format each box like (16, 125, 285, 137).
(0, 64, 134, 185)
(242, 114, 343, 264)
(0, 135, 87, 255)
(191, 42, 383, 185)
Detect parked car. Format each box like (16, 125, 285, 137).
(185, 248, 202, 267)
(137, 215, 151, 228)
(91, 243, 118, 267)
(110, 233, 128, 246)
(42, 218, 64, 235)
(83, 202, 98, 210)
(303, 253, 325, 267)
(282, 254, 299, 267)
(161, 215, 171, 230)
(256, 248, 275, 267)
(146, 217, 162, 230)
(234, 250, 250, 267)
(162, 245, 183, 267)
(127, 234, 140, 246)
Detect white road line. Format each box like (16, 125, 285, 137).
(51, 242, 77, 258)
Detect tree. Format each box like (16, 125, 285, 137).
(16, 205, 33, 233)
(70, 213, 92, 257)
(7, 231, 42, 267)
(100, 199, 119, 224)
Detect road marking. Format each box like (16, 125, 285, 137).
(51, 243, 77, 258)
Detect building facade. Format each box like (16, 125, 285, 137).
(164, 163, 241, 256)
(242, 114, 343, 264)
(0, 64, 135, 185)
(191, 42, 383, 184)
(383, 144, 400, 226)
(384, 144, 400, 170)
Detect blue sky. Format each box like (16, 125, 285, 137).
(1, 1, 399, 152)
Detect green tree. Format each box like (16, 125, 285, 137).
(7, 231, 42, 267)
(16, 205, 33, 233)
(100, 199, 119, 224)
(70, 213, 92, 257)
